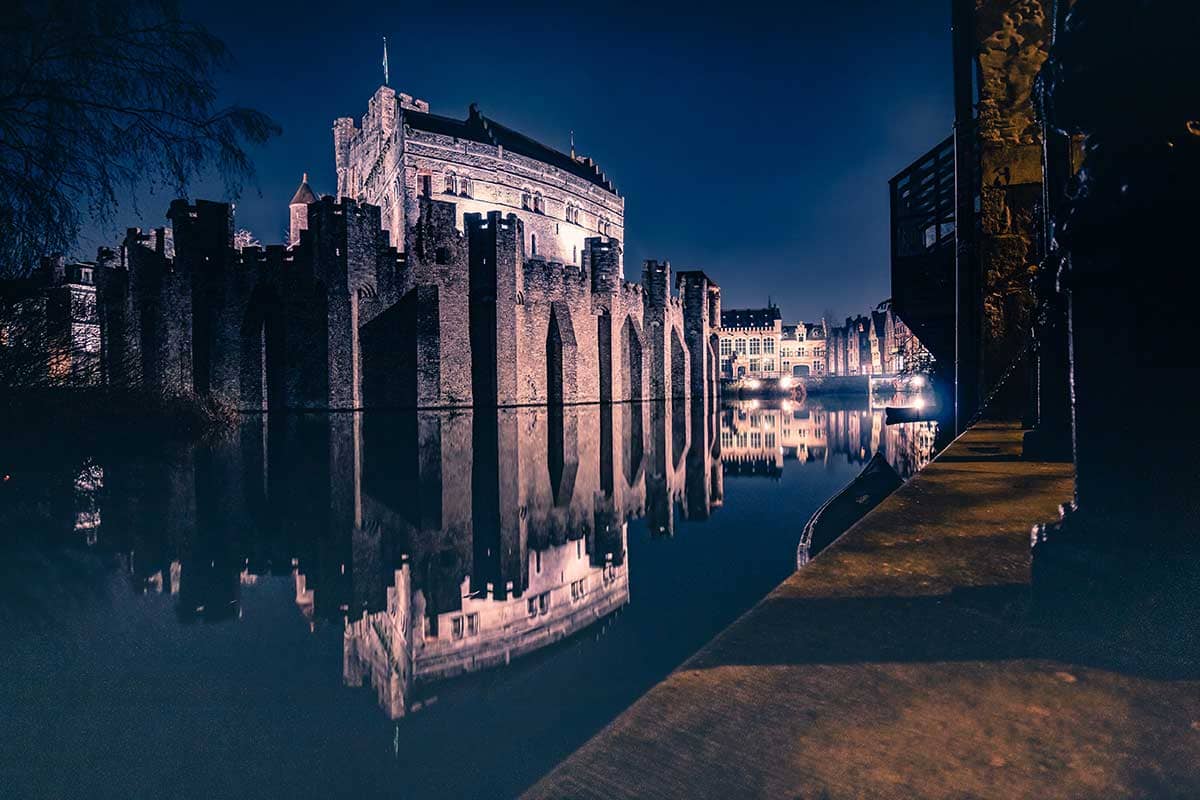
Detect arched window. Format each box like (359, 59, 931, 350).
(460, 177, 472, 197)
(531, 233, 538, 256)
(521, 189, 532, 210)
(444, 171, 456, 194)
(533, 192, 544, 213)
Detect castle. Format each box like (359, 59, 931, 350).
(333, 86, 625, 274)
(24, 87, 722, 411)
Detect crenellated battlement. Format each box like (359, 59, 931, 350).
(85, 189, 719, 412)
(233, 244, 292, 272)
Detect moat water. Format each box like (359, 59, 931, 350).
(1, 397, 939, 799)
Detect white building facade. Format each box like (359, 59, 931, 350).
(718, 307, 783, 380)
(333, 86, 625, 275)
(780, 321, 827, 379)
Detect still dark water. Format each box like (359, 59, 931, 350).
(1, 397, 937, 799)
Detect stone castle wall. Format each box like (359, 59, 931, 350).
(99, 195, 718, 412)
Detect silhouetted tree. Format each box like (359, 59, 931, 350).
(0, 0, 280, 277)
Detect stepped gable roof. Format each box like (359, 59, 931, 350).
(403, 104, 617, 194)
(290, 173, 319, 206)
(720, 307, 782, 329)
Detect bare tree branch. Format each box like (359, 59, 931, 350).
(0, 0, 281, 277)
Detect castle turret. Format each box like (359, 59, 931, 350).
(677, 270, 721, 400)
(642, 260, 670, 309)
(585, 237, 621, 296)
(289, 173, 319, 247)
(333, 119, 355, 198)
(466, 211, 525, 406)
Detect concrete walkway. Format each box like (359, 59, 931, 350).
(524, 423, 1200, 799)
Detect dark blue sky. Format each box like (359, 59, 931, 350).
(93, 0, 953, 323)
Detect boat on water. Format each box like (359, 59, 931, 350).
(797, 451, 902, 568)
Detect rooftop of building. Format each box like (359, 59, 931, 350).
(721, 307, 782, 330)
(403, 103, 617, 194)
(289, 173, 319, 206)
(782, 322, 827, 341)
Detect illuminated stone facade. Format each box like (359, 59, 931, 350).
(718, 307, 782, 380)
(0, 258, 104, 387)
(780, 322, 827, 379)
(335, 86, 625, 276)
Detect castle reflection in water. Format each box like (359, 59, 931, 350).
(61, 397, 936, 719)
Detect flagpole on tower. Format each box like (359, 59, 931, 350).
(382, 36, 389, 86)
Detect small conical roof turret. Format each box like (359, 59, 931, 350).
(290, 173, 318, 206)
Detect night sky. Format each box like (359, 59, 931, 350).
(86, 0, 953, 323)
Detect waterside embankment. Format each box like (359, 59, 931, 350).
(524, 422, 1200, 799)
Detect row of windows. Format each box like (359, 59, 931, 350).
(521, 190, 546, 213)
(421, 172, 617, 235)
(449, 612, 480, 640)
(527, 591, 552, 617)
(723, 337, 777, 357)
(724, 430, 777, 450)
(443, 172, 473, 197)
